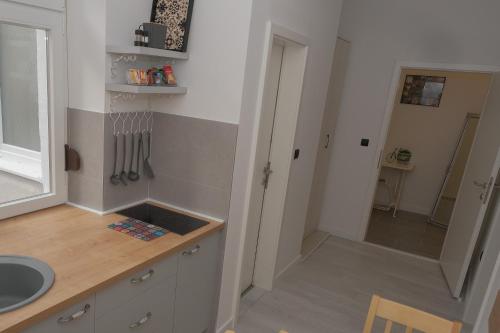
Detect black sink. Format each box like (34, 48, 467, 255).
(117, 203, 209, 236)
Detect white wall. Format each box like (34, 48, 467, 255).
(105, 0, 251, 124)
(319, 0, 500, 240)
(474, 252, 500, 333)
(375, 69, 491, 215)
(67, 0, 106, 113)
(218, 0, 344, 330)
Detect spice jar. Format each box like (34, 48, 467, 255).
(134, 29, 144, 46)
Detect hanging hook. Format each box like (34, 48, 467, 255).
(129, 112, 138, 134)
(149, 111, 154, 133)
(121, 112, 130, 135)
(109, 112, 120, 136)
(144, 112, 153, 134)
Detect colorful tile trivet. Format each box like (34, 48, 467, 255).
(108, 218, 168, 241)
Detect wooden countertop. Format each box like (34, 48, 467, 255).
(0, 204, 224, 333)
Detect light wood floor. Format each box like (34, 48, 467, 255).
(236, 235, 469, 333)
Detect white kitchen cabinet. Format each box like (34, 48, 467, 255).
(95, 254, 178, 317)
(95, 276, 176, 333)
(174, 231, 222, 333)
(23, 296, 95, 333)
(21, 231, 222, 333)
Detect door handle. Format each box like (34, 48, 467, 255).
(57, 304, 91, 324)
(262, 161, 273, 189)
(473, 180, 488, 189)
(182, 244, 201, 256)
(130, 269, 154, 285)
(325, 134, 330, 149)
(475, 178, 494, 204)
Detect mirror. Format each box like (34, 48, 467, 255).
(0, 22, 50, 205)
(430, 114, 480, 227)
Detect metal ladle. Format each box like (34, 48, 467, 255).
(128, 132, 140, 181)
(119, 132, 128, 186)
(128, 113, 140, 181)
(110, 134, 121, 185)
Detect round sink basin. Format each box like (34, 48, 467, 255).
(0, 256, 54, 314)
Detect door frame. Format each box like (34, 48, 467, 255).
(359, 61, 500, 242)
(235, 22, 309, 294)
(0, 1, 67, 219)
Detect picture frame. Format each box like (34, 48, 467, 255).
(400, 75, 446, 107)
(150, 0, 195, 52)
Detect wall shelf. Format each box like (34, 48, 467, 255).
(107, 45, 189, 60)
(106, 84, 187, 95)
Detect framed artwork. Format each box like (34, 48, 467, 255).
(400, 75, 446, 107)
(150, 0, 194, 52)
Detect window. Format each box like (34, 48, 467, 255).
(0, 1, 67, 219)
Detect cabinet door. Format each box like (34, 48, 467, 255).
(174, 232, 222, 333)
(95, 276, 176, 333)
(23, 296, 95, 333)
(95, 254, 178, 317)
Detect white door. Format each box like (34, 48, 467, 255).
(240, 41, 284, 293)
(0, 1, 67, 219)
(440, 72, 500, 298)
(303, 38, 350, 238)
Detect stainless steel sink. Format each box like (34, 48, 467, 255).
(0, 256, 55, 313)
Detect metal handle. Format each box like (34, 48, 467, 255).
(182, 244, 201, 256)
(129, 312, 152, 329)
(481, 177, 495, 204)
(130, 269, 154, 285)
(262, 161, 273, 189)
(57, 304, 91, 324)
(473, 180, 488, 189)
(324, 134, 330, 149)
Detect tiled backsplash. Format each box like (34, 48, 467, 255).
(68, 109, 105, 210)
(68, 109, 238, 220)
(150, 113, 237, 219)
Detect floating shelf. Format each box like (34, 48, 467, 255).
(106, 84, 187, 95)
(107, 45, 189, 60)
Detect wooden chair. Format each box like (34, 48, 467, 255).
(363, 295, 462, 333)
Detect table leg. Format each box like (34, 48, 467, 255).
(393, 171, 406, 218)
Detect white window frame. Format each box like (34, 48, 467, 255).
(0, 0, 67, 220)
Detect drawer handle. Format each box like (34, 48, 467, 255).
(129, 312, 152, 329)
(182, 244, 201, 256)
(130, 269, 155, 285)
(57, 304, 91, 324)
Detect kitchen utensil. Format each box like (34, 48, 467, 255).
(119, 133, 128, 186)
(143, 132, 155, 179)
(128, 133, 140, 181)
(110, 134, 121, 185)
(136, 132, 143, 178)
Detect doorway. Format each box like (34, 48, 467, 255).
(364, 68, 492, 260)
(240, 27, 308, 294)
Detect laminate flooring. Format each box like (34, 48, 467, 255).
(237, 235, 469, 333)
(365, 209, 447, 259)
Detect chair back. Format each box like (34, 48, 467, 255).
(362, 295, 462, 333)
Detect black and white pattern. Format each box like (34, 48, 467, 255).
(151, 0, 194, 52)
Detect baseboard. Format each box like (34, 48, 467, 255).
(275, 254, 302, 281)
(66, 199, 148, 216)
(65, 201, 105, 215)
(363, 240, 439, 264)
(148, 198, 225, 223)
(66, 198, 225, 225)
(301, 232, 330, 260)
(216, 317, 234, 333)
